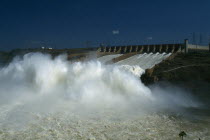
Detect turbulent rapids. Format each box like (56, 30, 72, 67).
(0, 53, 209, 140)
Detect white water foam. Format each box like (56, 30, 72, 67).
(0, 53, 206, 140)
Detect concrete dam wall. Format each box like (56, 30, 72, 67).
(188, 44, 209, 52)
(98, 39, 210, 54)
(96, 39, 210, 71)
(98, 43, 185, 54)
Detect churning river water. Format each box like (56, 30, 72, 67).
(0, 53, 209, 140)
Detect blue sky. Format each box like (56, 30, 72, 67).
(0, 0, 210, 50)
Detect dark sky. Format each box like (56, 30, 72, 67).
(0, 0, 210, 50)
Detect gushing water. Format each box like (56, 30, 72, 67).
(115, 52, 171, 69)
(0, 53, 208, 140)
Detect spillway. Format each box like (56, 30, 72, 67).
(97, 54, 122, 64)
(116, 53, 171, 70)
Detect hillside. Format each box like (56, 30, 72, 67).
(141, 52, 210, 98)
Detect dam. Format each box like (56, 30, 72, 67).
(97, 39, 188, 54)
(1, 39, 209, 64)
(97, 39, 210, 54)
(98, 43, 184, 54)
(0, 39, 210, 140)
(96, 39, 210, 69)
